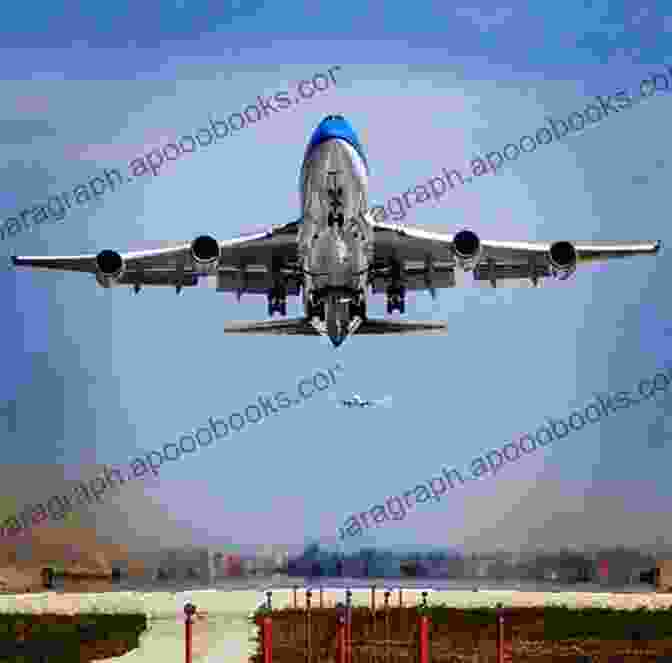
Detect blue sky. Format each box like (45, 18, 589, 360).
(0, 0, 670, 557)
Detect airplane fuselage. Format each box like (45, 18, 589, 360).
(297, 116, 374, 347)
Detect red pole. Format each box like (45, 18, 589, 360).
(345, 590, 352, 663)
(336, 615, 346, 663)
(496, 606, 512, 663)
(306, 589, 312, 663)
(497, 611, 503, 663)
(185, 619, 192, 663)
(419, 614, 429, 663)
(184, 603, 196, 663)
(263, 615, 273, 663)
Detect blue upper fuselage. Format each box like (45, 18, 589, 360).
(303, 115, 369, 175)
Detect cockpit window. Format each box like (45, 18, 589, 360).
(325, 115, 344, 121)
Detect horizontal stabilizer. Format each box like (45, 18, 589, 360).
(223, 317, 447, 336)
(223, 318, 319, 336)
(355, 318, 447, 335)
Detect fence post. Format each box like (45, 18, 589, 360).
(496, 602, 512, 663)
(184, 602, 196, 663)
(419, 613, 429, 663)
(306, 588, 312, 663)
(368, 585, 376, 640)
(293, 585, 298, 609)
(345, 589, 352, 663)
(384, 590, 391, 663)
(336, 606, 347, 663)
(419, 592, 429, 663)
(398, 588, 403, 607)
(320, 585, 324, 608)
(263, 614, 273, 663)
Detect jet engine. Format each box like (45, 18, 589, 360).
(191, 235, 220, 267)
(453, 229, 482, 270)
(95, 250, 124, 288)
(548, 241, 577, 279)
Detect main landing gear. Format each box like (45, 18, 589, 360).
(267, 285, 287, 317)
(349, 292, 366, 319)
(307, 294, 325, 320)
(386, 286, 406, 314)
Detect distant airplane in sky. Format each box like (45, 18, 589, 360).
(337, 394, 392, 409)
(11, 115, 662, 347)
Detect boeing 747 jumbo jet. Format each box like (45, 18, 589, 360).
(12, 115, 662, 347)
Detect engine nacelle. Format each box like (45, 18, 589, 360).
(548, 241, 577, 280)
(95, 250, 125, 288)
(191, 235, 220, 269)
(453, 229, 482, 271)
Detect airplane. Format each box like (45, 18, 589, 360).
(11, 115, 662, 348)
(338, 394, 392, 409)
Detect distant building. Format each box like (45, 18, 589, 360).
(367, 554, 401, 578)
(155, 547, 211, 583)
(341, 557, 367, 578)
(273, 551, 289, 572)
(213, 552, 243, 578)
(421, 561, 453, 579)
(316, 552, 340, 577)
(288, 556, 314, 577)
(656, 560, 672, 591)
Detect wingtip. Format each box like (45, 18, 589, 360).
(655, 240, 662, 254)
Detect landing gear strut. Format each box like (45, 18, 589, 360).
(349, 291, 366, 318)
(267, 284, 287, 317)
(308, 296, 325, 320)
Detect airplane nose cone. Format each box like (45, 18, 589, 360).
(327, 316, 348, 348)
(326, 294, 351, 347)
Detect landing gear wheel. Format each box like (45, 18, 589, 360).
(280, 302, 287, 316)
(386, 289, 405, 314)
(311, 301, 325, 320)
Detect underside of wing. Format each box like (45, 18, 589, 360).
(370, 220, 661, 291)
(11, 220, 303, 293)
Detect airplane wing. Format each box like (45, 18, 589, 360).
(370, 221, 662, 290)
(11, 220, 302, 294)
